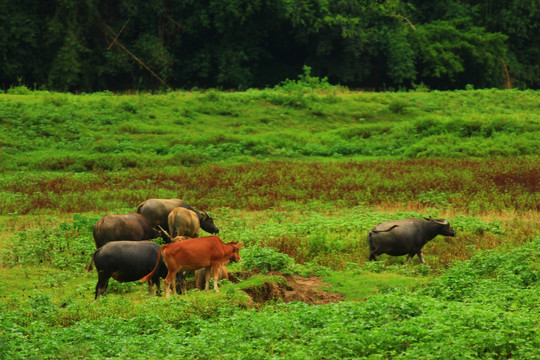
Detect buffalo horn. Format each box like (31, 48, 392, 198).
(157, 225, 171, 240)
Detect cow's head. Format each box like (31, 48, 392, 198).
(228, 242, 244, 263)
(200, 210, 220, 234)
(426, 217, 456, 237)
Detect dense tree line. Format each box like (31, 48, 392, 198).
(0, 0, 538, 91)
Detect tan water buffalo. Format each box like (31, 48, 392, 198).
(136, 199, 219, 239)
(368, 217, 456, 264)
(92, 213, 160, 249)
(195, 267, 229, 291)
(168, 207, 200, 238)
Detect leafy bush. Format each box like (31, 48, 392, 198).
(240, 246, 297, 274)
(275, 66, 334, 92)
(422, 237, 540, 305)
(6, 85, 32, 95)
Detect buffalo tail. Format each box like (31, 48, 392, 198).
(85, 250, 98, 272)
(367, 231, 374, 251)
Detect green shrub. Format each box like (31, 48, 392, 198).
(6, 85, 32, 95)
(241, 246, 297, 274)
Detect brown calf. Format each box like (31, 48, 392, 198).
(140, 236, 243, 297)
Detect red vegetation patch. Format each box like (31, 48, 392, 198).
(2, 158, 538, 214)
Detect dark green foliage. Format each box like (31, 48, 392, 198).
(412, 19, 507, 89)
(0, 0, 538, 90)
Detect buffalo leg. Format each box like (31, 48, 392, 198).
(148, 279, 162, 296)
(148, 279, 161, 297)
(155, 279, 161, 296)
(95, 273, 110, 300)
(417, 251, 426, 264)
(195, 269, 206, 290)
(176, 271, 187, 295)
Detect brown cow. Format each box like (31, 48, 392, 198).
(168, 235, 226, 293)
(168, 207, 200, 239)
(140, 236, 243, 298)
(92, 213, 160, 249)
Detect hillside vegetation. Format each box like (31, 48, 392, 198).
(1, 87, 538, 172)
(0, 88, 538, 359)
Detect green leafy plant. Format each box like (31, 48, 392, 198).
(240, 246, 297, 274)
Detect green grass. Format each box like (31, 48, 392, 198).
(322, 270, 431, 300)
(1, 89, 539, 172)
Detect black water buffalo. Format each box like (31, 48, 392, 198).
(136, 198, 219, 237)
(87, 241, 168, 299)
(168, 207, 200, 238)
(368, 217, 456, 263)
(92, 213, 160, 248)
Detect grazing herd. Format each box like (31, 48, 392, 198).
(88, 198, 456, 300)
(89, 198, 223, 299)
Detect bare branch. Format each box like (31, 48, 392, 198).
(107, 18, 130, 51)
(388, 14, 416, 31)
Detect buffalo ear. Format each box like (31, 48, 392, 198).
(237, 242, 244, 249)
(424, 216, 433, 221)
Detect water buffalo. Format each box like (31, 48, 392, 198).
(92, 213, 160, 248)
(136, 198, 219, 237)
(87, 241, 168, 299)
(368, 217, 456, 263)
(168, 207, 200, 238)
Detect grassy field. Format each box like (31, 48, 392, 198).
(0, 87, 539, 359)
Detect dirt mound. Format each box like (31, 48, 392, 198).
(240, 274, 344, 305)
(281, 274, 345, 304)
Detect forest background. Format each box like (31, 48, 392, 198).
(1, 0, 539, 92)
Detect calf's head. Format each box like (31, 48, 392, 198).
(228, 242, 244, 263)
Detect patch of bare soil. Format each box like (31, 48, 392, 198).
(240, 273, 344, 305)
(281, 274, 345, 304)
